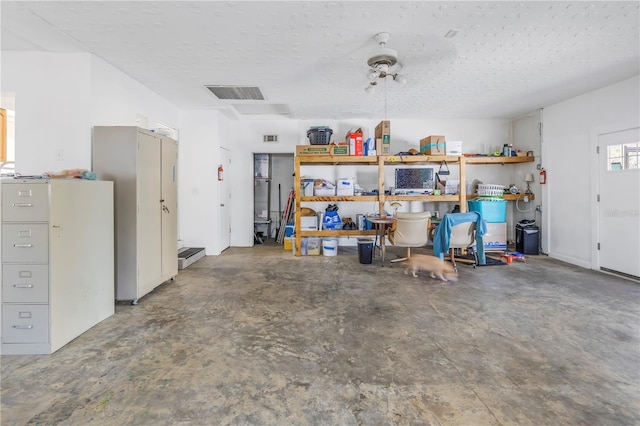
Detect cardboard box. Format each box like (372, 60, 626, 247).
(346, 132, 364, 156)
(446, 140, 463, 156)
(296, 144, 349, 156)
(481, 222, 507, 251)
(300, 216, 318, 230)
(420, 135, 446, 155)
(375, 121, 391, 155)
(331, 143, 349, 156)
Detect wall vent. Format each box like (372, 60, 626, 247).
(263, 135, 278, 143)
(205, 85, 264, 100)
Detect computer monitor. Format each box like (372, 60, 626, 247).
(394, 168, 434, 194)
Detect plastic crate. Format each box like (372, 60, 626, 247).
(307, 127, 333, 145)
(467, 200, 507, 223)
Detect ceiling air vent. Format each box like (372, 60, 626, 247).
(205, 85, 264, 100)
(263, 135, 278, 143)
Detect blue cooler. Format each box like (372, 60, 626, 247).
(467, 200, 507, 223)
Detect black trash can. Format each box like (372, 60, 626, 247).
(516, 222, 539, 255)
(358, 238, 374, 264)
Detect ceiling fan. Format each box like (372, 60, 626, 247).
(365, 32, 407, 93)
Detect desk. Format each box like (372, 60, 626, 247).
(366, 216, 394, 266)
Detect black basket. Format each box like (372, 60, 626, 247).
(307, 127, 333, 145)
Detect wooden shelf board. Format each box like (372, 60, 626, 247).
(467, 193, 535, 201)
(301, 196, 378, 202)
(297, 156, 378, 165)
(464, 156, 534, 165)
(382, 155, 461, 163)
(385, 195, 460, 202)
(300, 230, 378, 237)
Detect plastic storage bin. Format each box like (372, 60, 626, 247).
(467, 200, 507, 223)
(307, 127, 333, 145)
(357, 238, 374, 264)
(307, 237, 321, 255)
(293, 237, 308, 255)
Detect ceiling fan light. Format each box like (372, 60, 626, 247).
(364, 84, 376, 94)
(395, 74, 408, 86)
(368, 70, 379, 80)
(368, 49, 397, 69)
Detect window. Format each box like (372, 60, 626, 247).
(607, 141, 639, 171)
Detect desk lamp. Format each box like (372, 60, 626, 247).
(524, 173, 534, 196)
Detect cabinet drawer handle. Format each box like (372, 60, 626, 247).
(12, 324, 33, 329)
(12, 203, 34, 207)
(13, 244, 33, 248)
(13, 284, 33, 288)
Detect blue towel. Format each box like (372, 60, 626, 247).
(433, 212, 487, 265)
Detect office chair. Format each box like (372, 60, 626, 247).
(387, 211, 431, 263)
(433, 211, 487, 270)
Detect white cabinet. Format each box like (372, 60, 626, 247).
(1, 179, 115, 355)
(92, 126, 178, 303)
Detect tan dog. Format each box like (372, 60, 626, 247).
(403, 254, 458, 282)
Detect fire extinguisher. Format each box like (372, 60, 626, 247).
(218, 165, 224, 181)
(539, 168, 546, 184)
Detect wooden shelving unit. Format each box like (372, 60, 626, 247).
(293, 154, 535, 256)
(293, 154, 467, 256)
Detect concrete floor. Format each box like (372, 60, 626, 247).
(1, 243, 639, 425)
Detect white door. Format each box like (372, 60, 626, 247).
(137, 134, 162, 295)
(161, 137, 178, 279)
(219, 148, 231, 251)
(598, 127, 640, 278)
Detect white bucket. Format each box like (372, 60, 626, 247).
(322, 238, 338, 256)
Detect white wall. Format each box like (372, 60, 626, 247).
(1, 52, 92, 175)
(511, 111, 543, 229)
(90, 56, 180, 130)
(178, 110, 222, 255)
(543, 75, 640, 268)
(8, 50, 634, 267)
(228, 118, 525, 246)
(1, 52, 182, 174)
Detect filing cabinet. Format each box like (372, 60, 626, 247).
(1, 178, 115, 354)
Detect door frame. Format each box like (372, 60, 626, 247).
(590, 121, 640, 273)
(219, 147, 231, 252)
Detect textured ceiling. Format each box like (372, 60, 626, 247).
(2, 1, 639, 120)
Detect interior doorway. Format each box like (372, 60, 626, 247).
(597, 127, 639, 279)
(219, 148, 231, 251)
(253, 153, 294, 244)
